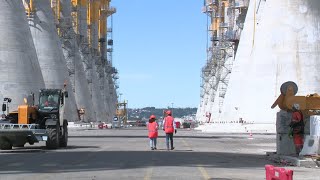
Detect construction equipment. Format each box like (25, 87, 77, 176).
(271, 81, 320, 115)
(113, 101, 127, 128)
(0, 85, 69, 150)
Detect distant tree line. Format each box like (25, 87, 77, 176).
(127, 107, 197, 120)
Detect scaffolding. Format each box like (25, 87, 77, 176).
(201, 0, 249, 116)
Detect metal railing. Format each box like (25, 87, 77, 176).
(0, 124, 37, 130)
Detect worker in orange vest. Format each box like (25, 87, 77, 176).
(290, 103, 305, 156)
(163, 110, 176, 150)
(147, 115, 158, 150)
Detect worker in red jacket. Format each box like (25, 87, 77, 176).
(290, 103, 305, 156)
(163, 110, 177, 150)
(147, 115, 158, 150)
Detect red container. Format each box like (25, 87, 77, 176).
(265, 165, 293, 180)
(98, 123, 108, 129)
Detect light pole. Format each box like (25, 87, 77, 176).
(119, 93, 122, 102)
(171, 102, 174, 116)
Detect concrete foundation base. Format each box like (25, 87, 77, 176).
(266, 152, 320, 168)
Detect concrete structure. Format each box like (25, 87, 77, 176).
(198, 0, 249, 124)
(0, 0, 45, 110)
(276, 111, 297, 156)
(109, 74, 118, 116)
(198, 0, 320, 132)
(71, 0, 117, 122)
(219, 0, 257, 124)
(26, 0, 79, 121)
(87, 0, 105, 122)
(300, 116, 320, 156)
(59, 0, 96, 122)
(225, 0, 320, 123)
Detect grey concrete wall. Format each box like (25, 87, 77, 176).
(0, 0, 45, 111)
(60, 0, 95, 122)
(28, 0, 79, 121)
(91, 56, 108, 122)
(276, 111, 296, 155)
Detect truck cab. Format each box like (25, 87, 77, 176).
(37, 89, 67, 129)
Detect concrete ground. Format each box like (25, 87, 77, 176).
(0, 127, 319, 180)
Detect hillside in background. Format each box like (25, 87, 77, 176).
(127, 107, 197, 120)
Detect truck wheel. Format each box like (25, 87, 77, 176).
(0, 138, 12, 150)
(46, 124, 60, 149)
(59, 121, 68, 147)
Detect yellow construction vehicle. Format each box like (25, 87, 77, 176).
(271, 81, 320, 115)
(0, 85, 69, 150)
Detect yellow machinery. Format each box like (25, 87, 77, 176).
(115, 101, 127, 125)
(4, 97, 38, 125)
(271, 81, 320, 115)
(17, 105, 37, 124)
(1, 87, 69, 150)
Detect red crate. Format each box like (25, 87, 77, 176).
(265, 165, 293, 180)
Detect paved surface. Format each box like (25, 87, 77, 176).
(0, 127, 319, 180)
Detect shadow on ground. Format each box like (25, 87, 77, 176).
(69, 135, 251, 139)
(0, 145, 99, 153)
(0, 150, 275, 174)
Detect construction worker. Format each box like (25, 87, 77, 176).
(290, 103, 305, 156)
(147, 115, 158, 150)
(44, 95, 57, 107)
(163, 110, 176, 150)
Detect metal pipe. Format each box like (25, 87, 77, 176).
(87, 1, 91, 47)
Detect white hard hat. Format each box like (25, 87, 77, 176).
(292, 103, 300, 110)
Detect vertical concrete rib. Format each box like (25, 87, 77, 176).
(27, 0, 79, 121)
(104, 66, 113, 120)
(104, 0, 117, 121)
(60, 0, 95, 122)
(220, 0, 256, 123)
(0, 0, 45, 111)
(110, 79, 117, 115)
(85, 0, 108, 122)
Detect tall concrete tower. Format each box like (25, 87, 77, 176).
(101, 0, 117, 121)
(221, 0, 320, 124)
(0, 0, 45, 111)
(89, 0, 109, 122)
(25, 0, 79, 121)
(104, 0, 118, 121)
(57, 0, 96, 122)
(197, 0, 248, 124)
(219, 0, 258, 124)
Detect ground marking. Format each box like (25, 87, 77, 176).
(198, 165, 211, 180)
(144, 166, 153, 180)
(182, 138, 211, 180)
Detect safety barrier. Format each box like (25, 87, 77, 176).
(265, 165, 293, 180)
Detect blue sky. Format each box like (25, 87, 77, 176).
(111, 0, 207, 109)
